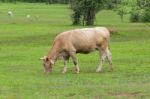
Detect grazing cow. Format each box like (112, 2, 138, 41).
(40, 27, 113, 74)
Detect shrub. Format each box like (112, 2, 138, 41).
(130, 8, 141, 22)
(141, 8, 150, 22)
(117, 7, 127, 22)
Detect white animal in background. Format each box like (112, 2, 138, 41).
(26, 14, 30, 19)
(8, 11, 13, 17)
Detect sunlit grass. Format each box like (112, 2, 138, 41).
(0, 3, 150, 99)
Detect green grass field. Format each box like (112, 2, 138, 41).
(0, 3, 150, 99)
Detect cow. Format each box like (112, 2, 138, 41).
(40, 27, 113, 74)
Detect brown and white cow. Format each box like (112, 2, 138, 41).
(40, 27, 113, 74)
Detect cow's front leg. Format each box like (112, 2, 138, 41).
(70, 52, 80, 74)
(62, 55, 69, 74)
(106, 48, 113, 72)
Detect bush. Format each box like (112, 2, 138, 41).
(141, 8, 150, 22)
(106, 2, 115, 9)
(130, 8, 140, 22)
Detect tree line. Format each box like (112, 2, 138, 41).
(1, 0, 149, 25)
(70, 0, 150, 25)
(0, 0, 70, 3)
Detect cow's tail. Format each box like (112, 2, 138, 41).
(107, 27, 117, 35)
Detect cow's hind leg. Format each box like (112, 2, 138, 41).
(96, 49, 106, 73)
(106, 48, 113, 71)
(62, 55, 70, 74)
(70, 52, 80, 74)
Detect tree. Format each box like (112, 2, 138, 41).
(70, 0, 105, 26)
(1, 0, 6, 2)
(106, 0, 121, 9)
(130, 0, 150, 22)
(13, 0, 16, 4)
(130, 7, 140, 22)
(137, 0, 150, 8)
(117, 7, 127, 22)
(70, 0, 81, 25)
(45, 0, 52, 4)
(0, 0, 70, 3)
(141, 7, 150, 22)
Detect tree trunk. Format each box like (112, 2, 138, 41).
(72, 11, 81, 25)
(86, 10, 95, 25)
(46, 0, 52, 4)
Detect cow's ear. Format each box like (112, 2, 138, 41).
(40, 57, 45, 60)
(40, 56, 48, 61)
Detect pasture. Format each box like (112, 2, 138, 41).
(0, 3, 150, 99)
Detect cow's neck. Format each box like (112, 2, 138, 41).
(47, 42, 61, 62)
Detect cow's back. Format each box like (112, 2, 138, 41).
(54, 27, 110, 52)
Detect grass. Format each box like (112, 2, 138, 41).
(0, 3, 150, 99)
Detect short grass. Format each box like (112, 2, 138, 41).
(0, 3, 150, 99)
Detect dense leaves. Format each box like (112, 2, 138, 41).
(130, 7, 140, 22)
(0, 0, 70, 3)
(70, 0, 105, 26)
(130, 0, 150, 22)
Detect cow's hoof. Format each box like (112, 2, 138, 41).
(76, 71, 80, 74)
(62, 71, 67, 74)
(96, 69, 103, 73)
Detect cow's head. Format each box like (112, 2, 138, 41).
(40, 56, 54, 74)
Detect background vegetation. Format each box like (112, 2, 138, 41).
(1, 0, 150, 25)
(0, 1, 150, 99)
(0, 0, 69, 3)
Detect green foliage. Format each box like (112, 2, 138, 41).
(117, 7, 127, 21)
(141, 8, 150, 22)
(137, 0, 150, 8)
(130, 0, 150, 22)
(0, 0, 70, 3)
(114, 0, 129, 22)
(130, 7, 141, 22)
(70, 0, 81, 25)
(138, 0, 150, 22)
(70, 0, 105, 26)
(105, 0, 121, 9)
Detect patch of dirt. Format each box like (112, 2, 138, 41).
(110, 91, 141, 97)
(65, 93, 76, 97)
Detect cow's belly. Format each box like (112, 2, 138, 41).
(75, 44, 99, 54)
